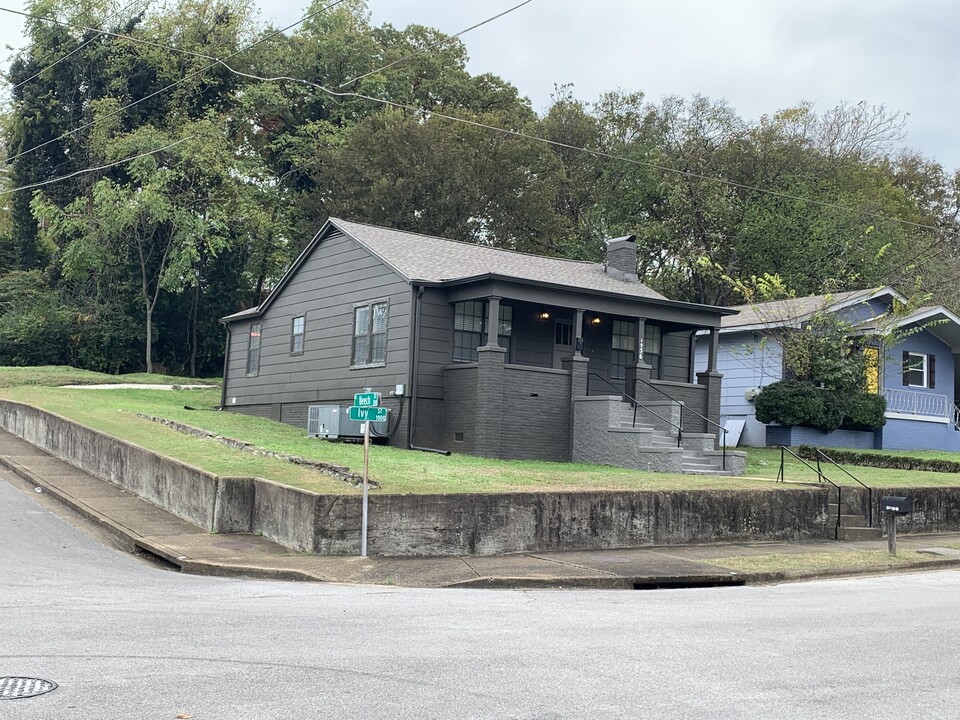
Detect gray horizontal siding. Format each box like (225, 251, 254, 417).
(416, 288, 453, 400)
(224, 229, 412, 409)
(661, 331, 692, 383)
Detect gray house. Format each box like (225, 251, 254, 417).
(220, 218, 744, 474)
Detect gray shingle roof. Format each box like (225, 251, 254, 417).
(721, 287, 897, 330)
(330, 218, 668, 301)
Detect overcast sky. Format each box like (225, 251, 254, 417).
(0, 0, 955, 169)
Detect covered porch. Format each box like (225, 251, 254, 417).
(439, 284, 728, 464)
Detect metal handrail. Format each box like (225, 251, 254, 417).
(587, 373, 684, 448)
(634, 373, 728, 440)
(812, 448, 874, 528)
(629, 371, 727, 471)
(777, 445, 842, 538)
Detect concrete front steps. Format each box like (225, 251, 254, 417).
(615, 403, 742, 476)
(825, 502, 883, 541)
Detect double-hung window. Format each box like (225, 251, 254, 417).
(246, 322, 262, 376)
(290, 315, 305, 354)
(453, 301, 485, 363)
(903, 351, 935, 389)
(611, 320, 636, 380)
(352, 301, 388, 366)
(452, 301, 513, 363)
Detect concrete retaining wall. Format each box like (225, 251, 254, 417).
(0, 400, 222, 531)
(4, 400, 960, 556)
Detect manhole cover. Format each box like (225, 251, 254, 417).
(0, 677, 58, 700)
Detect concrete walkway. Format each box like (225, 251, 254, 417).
(2, 428, 958, 589)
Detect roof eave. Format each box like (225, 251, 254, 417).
(418, 273, 739, 316)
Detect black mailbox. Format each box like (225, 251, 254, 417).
(881, 496, 913, 515)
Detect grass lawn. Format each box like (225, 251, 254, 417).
(1, 365, 959, 495)
(746, 447, 960, 488)
(0, 383, 785, 495)
(0, 365, 215, 389)
(703, 549, 937, 574)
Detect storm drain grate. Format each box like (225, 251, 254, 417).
(0, 677, 58, 700)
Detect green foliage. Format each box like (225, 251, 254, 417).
(4, 0, 960, 381)
(0, 271, 72, 366)
(755, 380, 886, 432)
(844, 393, 887, 431)
(796, 445, 960, 474)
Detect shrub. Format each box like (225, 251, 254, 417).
(844, 393, 887, 431)
(755, 380, 828, 428)
(754, 380, 886, 432)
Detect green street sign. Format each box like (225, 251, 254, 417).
(353, 392, 381, 407)
(349, 405, 388, 423)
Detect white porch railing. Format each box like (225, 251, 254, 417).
(883, 388, 953, 422)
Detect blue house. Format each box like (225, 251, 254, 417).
(693, 287, 960, 452)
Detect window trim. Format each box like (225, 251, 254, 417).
(289, 314, 305, 355)
(246, 321, 262, 377)
(905, 351, 930, 388)
(350, 299, 390, 369)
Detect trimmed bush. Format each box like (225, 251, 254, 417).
(797, 445, 960, 474)
(844, 393, 886, 431)
(755, 380, 886, 433)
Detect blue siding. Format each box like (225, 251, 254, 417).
(695, 331, 783, 446)
(880, 418, 960, 452)
(884, 331, 954, 402)
(767, 425, 877, 450)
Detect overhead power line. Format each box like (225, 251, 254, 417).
(4, 0, 958, 278)
(2, 0, 348, 166)
(337, 0, 535, 88)
(0, 134, 195, 196)
(7, 0, 147, 93)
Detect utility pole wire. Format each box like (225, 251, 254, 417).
(4, 0, 957, 273)
(221, 64, 960, 248)
(2, 0, 347, 166)
(0, 4, 218, 66)
(0, 134, 195, 196)
(337, 0, 534, 88)
(7, 0, 148, 93)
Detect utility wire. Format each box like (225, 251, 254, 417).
(222, 66, 960, 248)
(0, 4, 218, 66)
(338, 0, 534, 88)
(0, 134, 194, 195)
(2, 0, 347, 166)
(7, 0, 147, 93)
(5, 0, 959, 277)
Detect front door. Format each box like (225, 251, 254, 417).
(553, 318, 573, 368)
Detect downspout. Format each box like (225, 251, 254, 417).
(408, 284, 451, 455)
(219, 322, 231, 410)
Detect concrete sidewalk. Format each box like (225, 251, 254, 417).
(2, 428, 959, 589)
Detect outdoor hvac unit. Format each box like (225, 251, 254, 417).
(306, 405, 364, 439)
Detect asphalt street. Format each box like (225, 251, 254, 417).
(3, 471, 959, 719)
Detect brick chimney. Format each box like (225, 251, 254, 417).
(604, 235, 638, 282)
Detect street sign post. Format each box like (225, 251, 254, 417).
(350, 389, 388, 558)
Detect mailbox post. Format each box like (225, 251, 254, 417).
(880, 496, 912, 556)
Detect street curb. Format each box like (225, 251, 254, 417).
(738, 557, 960, 585)
(0, 453, 139, 553)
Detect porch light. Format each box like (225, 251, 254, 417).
(538, 311, 550, 320)
(590, 316, 601, 325)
